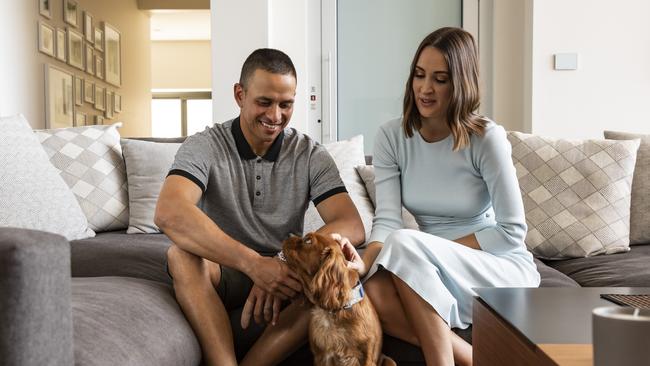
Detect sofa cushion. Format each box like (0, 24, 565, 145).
(71, 277, 200, 366)
(604, 131, 650, 245)
(36, 123, 129, 232)
(544, 243, 650, 287)
(534, 257, 580, 287)
(121, 139, 181, 234)
(71, 231, 172, 285)
(0, 114, 94, 240)
(507, 132, 639, 259)
(303, 135, 375, 242)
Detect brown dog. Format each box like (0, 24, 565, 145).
(282, 233, 396, 366)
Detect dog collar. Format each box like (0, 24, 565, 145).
(343, 281, 364, 310)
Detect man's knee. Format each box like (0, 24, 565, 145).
(167, 245, 221, 286)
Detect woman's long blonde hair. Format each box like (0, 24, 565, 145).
(402, 27, 488, 150)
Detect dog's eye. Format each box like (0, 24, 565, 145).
(304, 238, 312, 245)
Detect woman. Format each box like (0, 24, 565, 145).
(342, 27, 540, 366)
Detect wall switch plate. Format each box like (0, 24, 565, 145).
(554, 53, 578, 70)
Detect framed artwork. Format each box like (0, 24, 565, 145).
(94, 115, 104, 125)
(85, 44, 94, 75)
(67, 28, 84, 70)
(38, 21, 55, 57)
(84, 80, 94, 103)
(103, 22, 121, 87)
(74, 111, 87, 126)
(95, 55, 104, 79)
(45, 64, 74, 129)
(94, 85, 105, 111)
(105, 91, 114, 119)
(84, 12, 93, 43)
(94, 28, 103, 51)
(74, 75, 83, 106)
(114, 94, 122, 113)
(55, 28, 66, 61)
(63, 0, 78, 27)
(39, 0, 52, 19)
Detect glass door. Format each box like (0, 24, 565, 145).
(327, 0, 463, 152)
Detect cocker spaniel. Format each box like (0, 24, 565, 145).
(282, 232, 395, 366)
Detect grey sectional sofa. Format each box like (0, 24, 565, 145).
(2, 134, 650, 366)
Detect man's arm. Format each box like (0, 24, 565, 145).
(155, 175, 300, 298)
(313, 192, 365, 246)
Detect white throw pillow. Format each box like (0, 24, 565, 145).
(120, 139, 182, 234)
(303, 135, 376, 243)
(0, 114, 95, 240)
(36, 123, 129, 232)
(507, 131, 639, 259)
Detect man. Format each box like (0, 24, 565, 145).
(155, 48, 364, 366)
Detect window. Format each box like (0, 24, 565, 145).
(151, 92, 212, 137)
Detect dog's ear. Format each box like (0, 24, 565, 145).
(309, 246, 350, 311)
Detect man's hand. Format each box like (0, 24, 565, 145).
(247, 256, 302, 299)
(331, 233, 367, 276)
(241, 285, 282, 329)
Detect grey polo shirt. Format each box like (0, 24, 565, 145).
(169, 117, 346, 256)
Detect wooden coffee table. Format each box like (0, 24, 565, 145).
(472, 287, 650, 366)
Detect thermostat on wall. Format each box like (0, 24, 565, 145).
(554, 53, 578, 70)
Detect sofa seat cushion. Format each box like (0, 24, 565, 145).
(544, 244, 650, 287)
(71, 277, 200, 366)
(71, 231, 172, 285)
(535, 257, 580, 287)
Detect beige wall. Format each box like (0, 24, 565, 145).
(0, 0, 151, 137)
(151, 41, 211, 90)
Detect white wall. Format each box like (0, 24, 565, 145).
(151, 41, 211, 90)
(529, 0, 650, 138)
(210, 0, 313, 135)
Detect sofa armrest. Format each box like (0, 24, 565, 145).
(0, 227, 74, 366)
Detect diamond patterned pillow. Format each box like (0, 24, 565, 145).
(36, 123, 129, 232)
(507, 132, 640, 259)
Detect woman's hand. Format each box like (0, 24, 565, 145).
(330, 233, 367, 277)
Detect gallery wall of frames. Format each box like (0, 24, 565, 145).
(38, 0, 122, 128)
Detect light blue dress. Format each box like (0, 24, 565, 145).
(366, 118, 540, 329)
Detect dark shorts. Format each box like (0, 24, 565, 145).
(166, 261, 254, 311)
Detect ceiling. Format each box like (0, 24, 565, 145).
(150, 10, 211, 41)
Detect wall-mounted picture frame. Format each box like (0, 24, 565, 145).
(95, 55, 104, 80)
(63, 0, 78, 27)
(94, 85, 105, 111)
(84, 11, 93, 43)
(55, 28, 66, 61)
(84, 80, 94, 104)
(114, 94, 122, 113)
(94, 115, 104, 125)
(74, 111, 87, 126)
(67, 28, 84, 70)
(74, 75, 83, 106)
(38, 21, 55, 57)
(39, 0, 52, 19)
(45, 64, 74, 129)
(105, 91, 114, 119)
(94, 28, 103, 51)
(103, 22, 121, 87)
(85, 44, 94, 75)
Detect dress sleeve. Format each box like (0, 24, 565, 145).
(473, 125, 528, 254)
(368, 124, 404, 243)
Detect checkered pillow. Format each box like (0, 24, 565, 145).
(36, 123, 129, 232)
(507, 132, 640, 259)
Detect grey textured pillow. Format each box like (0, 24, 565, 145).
(354, 164, 419, 230)
(121, 139, 181, 234)
(36, 123, 129, 232)
(303, 135, 375, 243)
(0, 114, 95, 240)
(508, 131, 639, 259)
(604, 130, 650, 245)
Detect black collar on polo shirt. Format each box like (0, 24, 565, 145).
(231, 116, 284, 162)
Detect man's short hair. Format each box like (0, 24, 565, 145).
(239, 48, 297, 88)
